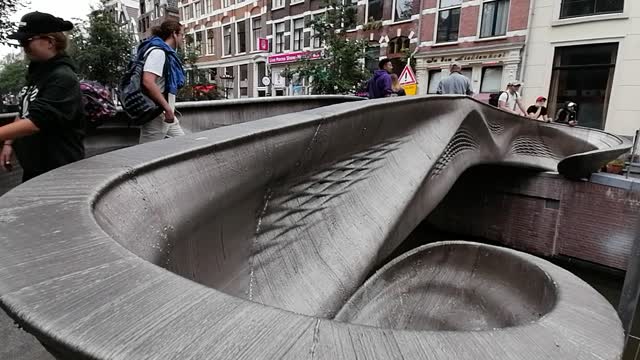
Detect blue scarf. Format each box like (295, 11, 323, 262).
(137, 36, 185, 95)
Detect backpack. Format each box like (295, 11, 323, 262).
(118, 46, 168, 126)
(488, 91, 507, 107)
(80, 80, 117, 126)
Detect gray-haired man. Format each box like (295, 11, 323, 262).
(436, 62, 474, 96)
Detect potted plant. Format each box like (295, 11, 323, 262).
(605, 159, 625, 174)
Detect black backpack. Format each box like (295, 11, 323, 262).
(118, 47, 168, 125)
(488, 91, 507, 107)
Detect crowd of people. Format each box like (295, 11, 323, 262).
(0, 12, 186, 183)
(366, 60, 579, 126)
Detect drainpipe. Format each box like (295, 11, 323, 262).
(518, 0, 536, 90)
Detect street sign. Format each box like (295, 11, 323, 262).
(258, 38, 268, 51)
(398, 65, 417, 85)
(402, 84, 417, 96)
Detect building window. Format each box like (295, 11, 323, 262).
(206, 0, 213, 14)
(252, 17, 262, 51)
(480, 66, 502, 93)
(436, 0, 461, 43)
(207, 29, 215, 54)
(560, 0, 624, 19)
(291, 0, 304, 4)
(393, 0, 413, 21)
(223, 25, 232, 55)
(239, 64, 249, 97)
(311, 15, 322, 48)
(237, 21, 246, 53)
(155, 4, 160, 17)
(273, 0, 284, 9)
(549, 43, 618, 130)
(185, 5, 193, 19)
(428, 70, 443, 94)
(480, 0, 509, 38)
(223, 0, 233, 8)
(293, 18, 304, 51)
(195, 31, 204, 54)
(194, 1, 201, 17)
(365, 47, 379, 74)
(367, 0, 383, 21)
(388, 37, 410, 54)
(275, 22, 285, 53)
(257, 61, 266, 87)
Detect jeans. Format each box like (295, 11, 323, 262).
(139, 114, 185, 144)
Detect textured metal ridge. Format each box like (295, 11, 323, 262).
(0, 95, 630, 359)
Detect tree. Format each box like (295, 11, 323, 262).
(287, 0, 370, 95)
(0, 53, 27, 99)
(68, 2, 135, 88)
(0, 0, 27, 44)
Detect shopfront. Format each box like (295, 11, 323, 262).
(415, 46, 524, 101)
(267, 50, 323, 96)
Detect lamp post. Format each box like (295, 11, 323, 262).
(219, 74, 234, 99)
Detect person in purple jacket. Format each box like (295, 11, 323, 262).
(367, 59, 394, 99)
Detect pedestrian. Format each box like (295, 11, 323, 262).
(0, 11, 84, 182)
(137, 20, 186, 143)
(498, 81, 527, 115)
(436, 62, 473, 95)
(367, 59, 394, 99)
(390, 74, 406, 97)
(554, 101, 578, 126)
(527, 96, 549, 122)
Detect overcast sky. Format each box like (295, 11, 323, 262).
(0, 0, 102, 57)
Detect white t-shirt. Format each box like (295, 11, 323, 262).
(498, 91, 520, 112)
(142, 49, 176, 109)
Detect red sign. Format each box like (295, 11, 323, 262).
(268, 50, 323, 64)
(398, 65, 417, 85)
(258, 38, 268, 51)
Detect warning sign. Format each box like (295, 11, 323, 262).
(398, 65, 417, 85)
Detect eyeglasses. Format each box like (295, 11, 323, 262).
(19, 35, 52, 47)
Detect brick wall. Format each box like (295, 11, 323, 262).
(428, 166, 640, 270)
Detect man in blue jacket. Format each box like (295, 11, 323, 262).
(367, 59, 394, 99)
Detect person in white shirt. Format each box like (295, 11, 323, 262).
(139, 20, 186, 143)
(498, 81, 527, 116)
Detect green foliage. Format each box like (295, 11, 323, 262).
(0, 53, 27, 96)
(68, 3, 135, 87)
(288, 0, 370, 95)
(0, 0, 27, 43)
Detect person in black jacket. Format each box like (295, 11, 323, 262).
(0, 12, 85, 182)
(554, 101, 578, 127)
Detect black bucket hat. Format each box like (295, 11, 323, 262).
(8, 11, 74, 42)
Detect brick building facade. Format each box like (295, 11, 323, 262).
(415, 0, 531, 99)
(139, 0, 181, 40)
(180, 0, 269, 98)
(178, 0, 533, 98)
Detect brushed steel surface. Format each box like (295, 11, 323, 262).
(0, 96, 631, 359)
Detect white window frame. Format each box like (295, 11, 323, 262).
(291, 16, 305, 51)
(251, 16, 262, 52)
(206, 28, 215, 55)
(551, 0, 628, 25)
(194, 30, 205, 55)
(291, 0, 304, 5)
(391, 0, 414, 23)
(272, 0, 285, 10)
(365, 0, 382, 24)
(223, 0, 234, 8)
(274, 21, 286, 53)
(222, 24, 233, 57)
(477, 0, 510, 39)
(236, 20, 247, 55)
(434, 0, 462, 44)
(205, 0, 214, 14)
(310, 14, 322, 49)
(479, 65, 503, 93)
